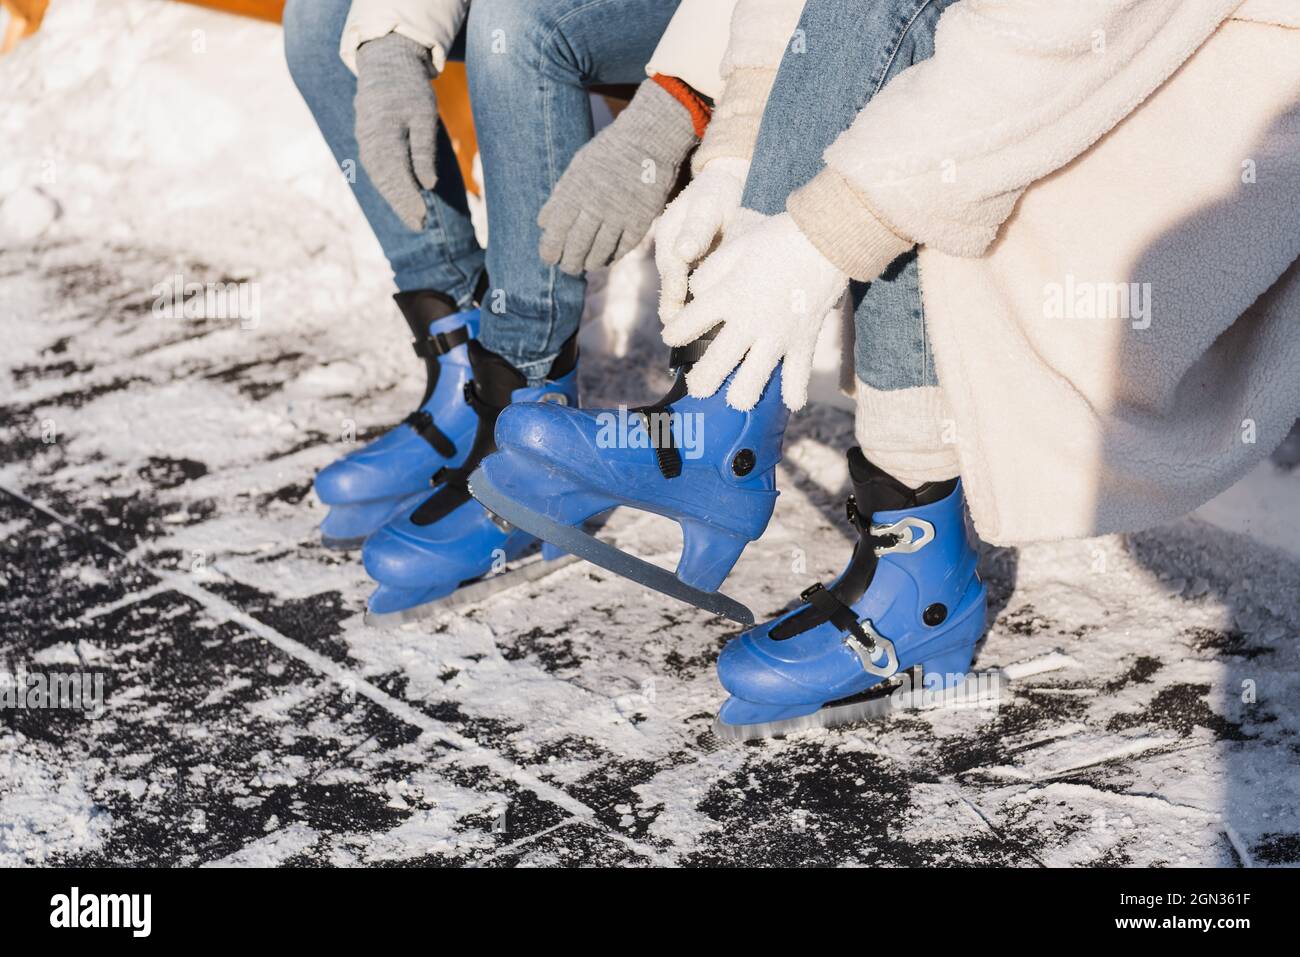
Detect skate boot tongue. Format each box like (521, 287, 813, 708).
(395, 288, 458, 336)
(845, 447, 957, 513)
(770, 449, 958, 642)
(465, 340, 529, 406)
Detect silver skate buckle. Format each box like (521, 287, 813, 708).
(844, 619, 899, 678)
(871, 517, 935, 555)
(486, 510, 514, 534)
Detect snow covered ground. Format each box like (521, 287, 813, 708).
(2, 0, 1299, 867)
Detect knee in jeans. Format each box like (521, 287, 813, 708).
(467, 0, 583, 78)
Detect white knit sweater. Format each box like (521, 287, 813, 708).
(339, 0, 469, 74)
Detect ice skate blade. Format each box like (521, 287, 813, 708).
(321, 534, 368, 551)
(364, 553, 579, 628)
(469, 467, 755, 626)
(713, 668, 1011, 743)
(713, 650, 1076, 741)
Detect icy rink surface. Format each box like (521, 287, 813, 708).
(2, 1, 1299, 867)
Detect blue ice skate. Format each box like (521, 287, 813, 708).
(315, 292, 481, 549)
(362, 335, 579, 620)
(469, 346, 790, 624)
(714, 448, 988, 740)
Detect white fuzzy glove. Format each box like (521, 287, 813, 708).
(654, 156, 750, 322)
(661, 212, 848, 412)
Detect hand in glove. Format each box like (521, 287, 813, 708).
(355, 33, 440, 232)
(539, 80, 700, 276)
(654, 156, 749, 322)
(661, 212, 848, 412)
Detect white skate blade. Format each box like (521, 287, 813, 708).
(364, 553, 579, 628)
(713, 678, 911, 743)
(469, 467, 755, 625)
(712, 652, 1073, 742)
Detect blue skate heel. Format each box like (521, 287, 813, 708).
(714, 448, 988, 740)
(315, 291, 482, 549)
(469, 343, 790, 625)
(362, 334, 580, 621)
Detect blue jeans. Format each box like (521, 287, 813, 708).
(284, 0, 679, 382)
(284, 0, 483, 306)
(743, 0, 954, 392)
(467, 0, 679, 379)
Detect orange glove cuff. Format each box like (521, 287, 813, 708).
(651, 74, 712, 139)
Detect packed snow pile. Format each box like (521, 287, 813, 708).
(0, 0, 380, 276)
(1, 0, 1299, 867)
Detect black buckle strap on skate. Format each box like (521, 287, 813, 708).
(667, 339, 712, 371)
(412, 325, 470, 360)
(636, 341, 701, 481)
(403, 410, 457, 458)
(772, 451, 953, 644)
(410, 384, 493, 526)
(770, 496, 901, 643)
(796, 583, 877, 651)
(401, 324, 473, 457)
(633, 404, 682, 479)
(846, 495, 865, 532)
(396, 290, 462, 408)
(411, 467, 473, 526)
(412, 340, 529, 529)
(846, 495, 902, 552)
(667, 325, 719, 373)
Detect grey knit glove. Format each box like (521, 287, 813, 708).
(539, 80, 700, 276)
(355, 33, 440, 232)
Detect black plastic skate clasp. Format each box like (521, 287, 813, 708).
(667, 339, 712, 373)
(800, 583, 875, 650)
(412, 325, 470, 359)
(405, 410, 457, 458)
(845, 495, 865, 531)
(797, 584, 898, 678)
(633, 404, 683, 479)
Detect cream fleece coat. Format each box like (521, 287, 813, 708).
(340, 0, 469, 73)
(789, 0, 1300, 544)
(646, 0, 740, 101)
